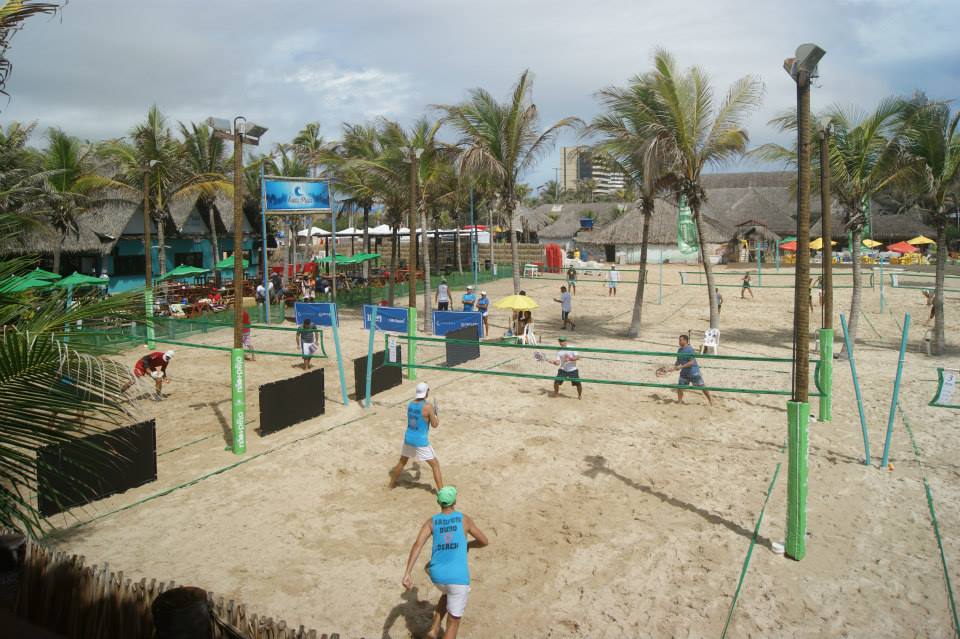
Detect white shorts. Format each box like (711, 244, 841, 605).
(301, 342, 318, 356)
(435, 583, 470, 617)
(242, 333, 252, 348)
(400, 443, 435, 461)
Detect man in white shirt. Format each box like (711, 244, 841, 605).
(435, 278, 451, 311)
(550, 336, 582, 399)
(607, 265, 620, 297)
(553, 285, 576, 330)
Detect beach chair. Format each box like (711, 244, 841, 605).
(169, 303, 187, 319)
(701, 328, 720, 355)
(520, 322, 538, 345)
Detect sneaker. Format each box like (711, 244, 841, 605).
(153, 393, 164, 402)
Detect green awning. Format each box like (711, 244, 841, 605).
(29, 267, 62, 281)
(215, 255, 249, 269)
(55, 272, 109, 288)
(316, 252, 381, 265)
(779, 236, 797, 245)
(0, 276, 55, 293)
(158, 264, 211, 281)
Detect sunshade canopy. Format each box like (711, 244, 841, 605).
(316, 252, 381, 265)
(0, 276, 54, 293)
(907, 235, 936, 245)
(779, 236, 796, 245)
(779, 241, 797, 251)
(862, 239, 883, 248)
(215, 255, 249, 269)
(55, 272, 109, 288)
(494, 294, 539, 311)
(158, 264, 211, 281)
(887, 241, 919, 254)
(809, 237, 837, 250)
(28, 267, 62, 281)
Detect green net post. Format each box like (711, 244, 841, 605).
(881, 313, 910, 468)
(329, 313, 351, 406)
(407, 306, 417, 381)
(365, 306, 377, 408)
(231, 348, 246, 455)
(879, 263, 885, 313)
(817, 328, 833, 422)
(144, 289, 155, 349)
(786, 400, 809, 560)
(658, 258, 663, 305)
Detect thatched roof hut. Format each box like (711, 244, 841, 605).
(700, 172, 800, 236)
(536, 202, 626, 242)
(809, 210, 936, 242)
(0, 199, 138, 257)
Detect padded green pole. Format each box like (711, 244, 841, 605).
(658, 256, 663, 305)
(145, 289, 155, 349)
(329, 312, 350, 406)
(840, 313, 871, 464)
(407, 306, 417, 380)
(818, 328, 833, 422)
(881, 313, 910, 468)
(879, 262, 885, 313)
(364, 306, 377, 408)
(230, 348, 246, 455)
(786, 400, 809, 560)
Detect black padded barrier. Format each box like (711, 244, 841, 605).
(353, 346, 403, 400)
(259, 368, 325, 435)
(37, 419, 157, 517)
(445, 325, 480, 367)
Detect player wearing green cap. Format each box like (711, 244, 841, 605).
(403, 486, 489, 639)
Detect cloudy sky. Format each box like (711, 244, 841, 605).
(3, 0, 958, 187)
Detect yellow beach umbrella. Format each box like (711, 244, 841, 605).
(907, 235, 936, 245)
(862, 239, 883, 248)
(494, 294, 539, 311)
(809, 237, 836, 250)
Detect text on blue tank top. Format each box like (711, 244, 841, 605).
(430, 512, 470, 585)
(404, 401, 430, 447)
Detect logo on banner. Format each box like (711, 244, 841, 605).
(263, 177, 331, 212)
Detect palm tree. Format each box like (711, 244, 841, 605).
(0, 1, 61, 95)
(587, 77, 674, 337)
(898, 97, 960, 355)
(638, 50, 763, 329)
(293, 122, 325, 178)
(179, 121, 230, 276)
(437, 70, 581, 293)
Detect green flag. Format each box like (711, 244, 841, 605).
(677, 195, 698, 254)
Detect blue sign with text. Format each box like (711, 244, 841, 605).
(362, 305, 408, 333)
(295, 302, 339, 327)
(433, 310, 484, 338)
(264, 177, 331, 212)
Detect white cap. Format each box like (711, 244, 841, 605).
(163, 350, 175, 361)
(481, 291, 487, 295)
(415, 382, 429, 399)
(466, 285, 474, 290)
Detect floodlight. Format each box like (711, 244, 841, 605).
(206, 117, 232, 133)
(817, 116, 833, 134)
(783, 43, 825, 81)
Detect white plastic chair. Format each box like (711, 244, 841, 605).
(521, 322, 538, 345)
(701, 328, 720, 355)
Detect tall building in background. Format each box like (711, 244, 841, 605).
(560, 147, 626, 197)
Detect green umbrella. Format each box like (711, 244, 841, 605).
(55, 272, 109, 288)
(0, 276, 55, 293)
(29, 267, 62, 281)
(215, 255, 249, 269)
(158, 264, 211, 281)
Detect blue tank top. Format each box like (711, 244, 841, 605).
(404, 400, 430, 447)
(429, 511, 469, 585)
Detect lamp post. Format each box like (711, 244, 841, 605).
(783, 42, 826, 561)
(208, 116, 268, 455)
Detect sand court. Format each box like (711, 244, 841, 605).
(42, 264, 960, 637)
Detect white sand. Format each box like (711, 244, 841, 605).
(45, 264, 959, 637)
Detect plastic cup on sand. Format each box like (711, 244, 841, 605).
(771, 542, 785, 555)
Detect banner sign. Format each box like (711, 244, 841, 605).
(677, 195, 699, 255)
(433, 310, 484, 338)
(930, 368, 960, 408)
(295, 302, 339, 327)
(363, 305, 408, 333)
(263, 177, 331, 213)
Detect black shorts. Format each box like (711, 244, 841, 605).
(438, 301, 449, 311)
(562, 310, 571, 320)
(555, 368, 581, 385)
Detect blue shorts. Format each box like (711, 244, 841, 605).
(678, 373, 705, 387)
(555, 368, 581, 385)
(608, 282, 617, 289)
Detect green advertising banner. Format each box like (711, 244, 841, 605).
(677, 195, 698, 254)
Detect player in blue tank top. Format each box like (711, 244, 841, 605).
(389, 382, 444, 489)
(403, 486, 489, 639)
(462, 285, 477, 311)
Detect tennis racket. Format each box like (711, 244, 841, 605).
(533, 351, 546, 362)
(432, 398, 440, 416)
(655, 367, 670, 378)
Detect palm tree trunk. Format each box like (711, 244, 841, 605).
(420, 207, 434, 334)
(846, 226, 863, 348)
(387, 224, 398, 306)
(627, 205, 652, 337)
(362, 205, 371, 280)
(456, 225, 463, 275)
(208, 205, 220, 285)
(52, 235, 62, 275)
(156, 214, 167, 277)
(506, 200, 521, 293)
(692, 203, 719, 329)
(933, 217, 946, 355)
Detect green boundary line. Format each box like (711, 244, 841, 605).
(721, 443, 785, 638)
(71, 333, 329, 359)
(898, 405, 960, 637)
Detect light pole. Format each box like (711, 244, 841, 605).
(783, 43, 826, 562)
(554, 167, 560, 203)
(141, 160, 159, 348)
(208, 116, 268, 455)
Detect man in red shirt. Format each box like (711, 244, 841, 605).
(242, 309, 255, 361)
(121, 350, 174, 400)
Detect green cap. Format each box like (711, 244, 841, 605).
(437, 485, 457, 507)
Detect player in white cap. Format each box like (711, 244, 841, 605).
(475, 290, 490, 336)
(389, 381, 443, 490)
(122, 350, 174, 400)
(461, 285, 477, 312)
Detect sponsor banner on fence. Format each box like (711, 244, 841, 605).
(363, 305, 408, 333)
(433, 310, 484, 338)
(295, 302, 339, 327)
(677, 194, 698, 255)
(263, 177, 331, 213)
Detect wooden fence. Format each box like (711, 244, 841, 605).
(12, 533, 356, 639)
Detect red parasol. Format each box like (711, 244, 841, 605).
(886, 241, 918, 254)
(779, 240, 797, 251)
